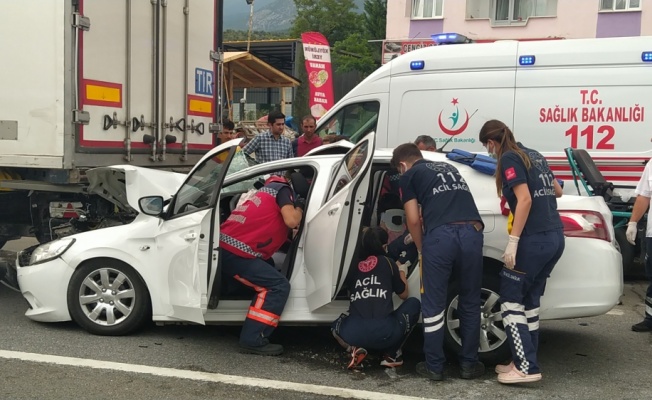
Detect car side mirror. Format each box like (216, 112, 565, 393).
(138, 195, 164, 216)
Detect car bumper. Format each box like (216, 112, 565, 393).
(16, 257, 73, 322)
(540, 238, 623, 320)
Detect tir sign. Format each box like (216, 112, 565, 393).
(195, 68, 214, 96)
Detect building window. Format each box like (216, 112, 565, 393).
(411, 0, 444, 19)
(599, 0, 641, 11)
(467, 0, 557, 24)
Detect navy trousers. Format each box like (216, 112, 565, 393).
(500, 229, 565, 375)
(644, 238, 652, 325)
(421, 223, 484, 373)
(332, 297, 421, 356)
(221, 249, 291, 347)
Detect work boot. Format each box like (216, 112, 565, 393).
(415, 361, 445, 381)
(239, 343, 284, 356)
(631, 320, 652, 332)
(347, 347, 367, 369)
(460, 361, 485, 379)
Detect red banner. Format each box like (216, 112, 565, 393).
(301, 32, 334, 120)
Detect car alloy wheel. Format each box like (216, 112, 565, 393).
(444, 283, 510, 365)
(68, 260, 150, 336)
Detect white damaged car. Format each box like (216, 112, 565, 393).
(13, 133, 623, 364)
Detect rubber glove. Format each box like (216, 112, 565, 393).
(626, 221, 637, 245)
(503, 235, 519, 269)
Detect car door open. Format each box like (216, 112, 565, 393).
(303, 132, 376, 311)
(164, 143, 243, 323)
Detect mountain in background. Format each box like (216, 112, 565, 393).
(223, 0, 366, 32)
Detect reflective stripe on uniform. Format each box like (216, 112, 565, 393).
(247, 307, 280, 327)
(502, 301, 524, 312)
(220, 233, 263, 258)
(524, 308, 540, 318)
(525, 307, 540, 331)
(234, 275, 268, 309)
(423, 310, 444, 333)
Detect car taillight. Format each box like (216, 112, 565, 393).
(559, 210, 610, 242)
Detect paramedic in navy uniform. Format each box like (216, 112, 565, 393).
(391, 143, 485, 381)
(331, 227, 421, 369)
(479, 119, 564, 384)
(220, 174, 305, 356)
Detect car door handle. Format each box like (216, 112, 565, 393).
(328, 203, 340, 216)
(184, 233, 198, 241)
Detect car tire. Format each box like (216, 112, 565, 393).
(67, 259, 151, 336)
(0, 239, 6, 250)
(444, 271, 511, 365)
(614, 227, 636, 277)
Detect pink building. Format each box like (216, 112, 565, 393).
(384, 0, 652, 63)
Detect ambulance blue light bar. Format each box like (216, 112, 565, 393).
(519, 55, 536, 66)
(410, 60, 425, 70)
(431, 33, 470, 45)
(643, 52, 652, 62)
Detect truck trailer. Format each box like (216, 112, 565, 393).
(0, 0, 222, 248)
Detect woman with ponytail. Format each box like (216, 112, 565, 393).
(479, 120, 564, 384)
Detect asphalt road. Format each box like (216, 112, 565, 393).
(1, 238, 651, 399)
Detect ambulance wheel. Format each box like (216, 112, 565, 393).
(67, 259, 151, 336)
(614, 227, 636, 277)
(444, 272, 510, 365)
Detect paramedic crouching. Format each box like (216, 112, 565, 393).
(392, 143, 485, 381)
(219, 174, 305, 356)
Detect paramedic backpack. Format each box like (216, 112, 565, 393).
(445, 148, 497, 176)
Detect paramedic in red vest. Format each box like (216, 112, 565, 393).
(293, 115, 323, 156)
(219, 174, 305, 356)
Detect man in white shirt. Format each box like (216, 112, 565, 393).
(626, 160, 652, 332)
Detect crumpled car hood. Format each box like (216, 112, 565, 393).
(86, 166, 187, 212)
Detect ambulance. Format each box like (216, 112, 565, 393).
(315, 35, 652, 187)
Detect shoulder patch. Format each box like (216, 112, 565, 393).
(504, 167, 517, 181)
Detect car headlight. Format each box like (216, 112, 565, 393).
(29, 238, 76, 266)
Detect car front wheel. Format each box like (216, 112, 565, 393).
(444, 273, 510, 365)
(67, 259, 150, 336)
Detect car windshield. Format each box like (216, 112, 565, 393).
(171, 146, 258, 216)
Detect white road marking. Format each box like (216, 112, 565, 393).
(0, 350, 434, 400)
(606, 309, 624, 316)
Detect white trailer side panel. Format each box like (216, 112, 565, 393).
(0, 1, 66, 168)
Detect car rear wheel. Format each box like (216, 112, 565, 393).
(67, 259, 150, 336)
(444, 272, 510, 365)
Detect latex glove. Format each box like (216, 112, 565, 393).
(404, 233, 413, 245)
(397, 262, 409, 276)
(626, 221, 637, 245)
(502, 235, 520, 269)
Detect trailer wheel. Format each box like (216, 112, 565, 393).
(67, 259, 151, 336)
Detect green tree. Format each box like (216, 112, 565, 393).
(363, 0, 386, 65)
(291, 0, 363, 45)
(332, 33, 376, 76)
